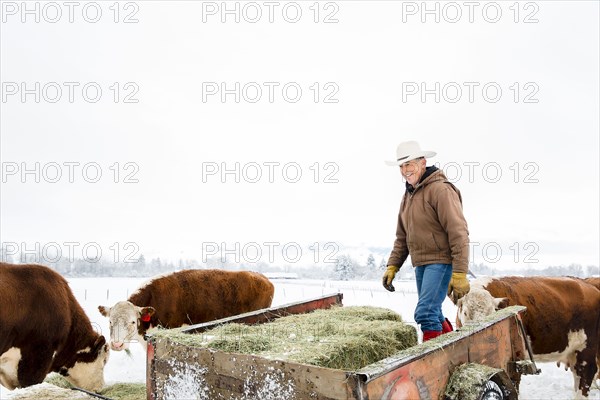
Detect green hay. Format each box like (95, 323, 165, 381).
(154, 306, 417, 370)
(41, 374, 145, 400)
(44, 373, 74, 389)
(99, 383, 146, 400)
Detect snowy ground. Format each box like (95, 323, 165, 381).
(1, 277, 598, 399)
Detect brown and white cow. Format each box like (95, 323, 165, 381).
(98, 269, 274, 351)
(583, 276, 600, 290)
(0, 262, 109, 392)
(581, 277, 600, 388)
(456, 276, 600, 398)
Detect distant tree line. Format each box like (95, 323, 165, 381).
(0, 247, 597, 280)
(469, 262, 598, 279)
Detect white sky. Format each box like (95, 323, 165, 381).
(1, 1, 598, 269)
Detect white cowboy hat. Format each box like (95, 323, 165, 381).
(385, 141, 436, 166)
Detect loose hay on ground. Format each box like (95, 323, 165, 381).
(9, 383, 91, 400)
(99, 383, 146, 400)
(44, 372, 75, 389)
(6, 374, 147, 400)
(153, 305, 417, 370)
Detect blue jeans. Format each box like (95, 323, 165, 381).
(414, 263, 452, 332)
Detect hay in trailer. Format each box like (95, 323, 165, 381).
(153, 305, 418, 370)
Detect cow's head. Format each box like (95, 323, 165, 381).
(455, 288, 509, 328)
(60, 335, 109, 392)
(98, 301, 156, 351)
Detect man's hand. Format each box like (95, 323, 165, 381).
(382, 265, 400, 292)
(447, 272, 470, 303)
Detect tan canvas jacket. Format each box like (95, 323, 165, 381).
(387, 167, 469, 273)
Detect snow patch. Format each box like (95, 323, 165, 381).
(6, 383, 90, 400)
(242, 366, 296, 400)
(162, 361, 209, 400)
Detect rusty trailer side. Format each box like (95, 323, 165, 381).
(351, 306, 533, 399)
(146, 294, 535, 400)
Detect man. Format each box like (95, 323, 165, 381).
(382, 141, 470, 341)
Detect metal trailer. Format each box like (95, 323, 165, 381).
(146, 293, 539, 400)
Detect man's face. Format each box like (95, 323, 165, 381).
(400, 158, 426, 186)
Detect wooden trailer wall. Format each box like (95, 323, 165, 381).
(146, 294, 533, 400)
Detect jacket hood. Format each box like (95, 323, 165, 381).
(406, 166, 446, 194)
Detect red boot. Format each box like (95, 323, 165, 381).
(422, 330, 442, 341)
(442, 318, 454, 334)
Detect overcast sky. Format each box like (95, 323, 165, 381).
(1, 1, 598, 270)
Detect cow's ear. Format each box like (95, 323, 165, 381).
(494, 297, 510, 309)
(454, 298, 464, 328)
(92, 335, 107, 354)
(98, 306, 110, 317)
(139, 307, 156, 323)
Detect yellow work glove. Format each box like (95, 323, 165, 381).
(447, 272, 470, 303)
(382, 265, 400, 292)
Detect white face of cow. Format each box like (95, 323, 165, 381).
(0, 348, 22, 390)
(64, 339, 110, 392)
(98, 301, 155, 351)
(0, 339, 109, 392)
(456, 288, 508, 327)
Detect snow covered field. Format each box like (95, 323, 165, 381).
(1, 277, 598, 399)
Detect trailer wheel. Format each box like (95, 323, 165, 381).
(479, 380, 504, 400)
